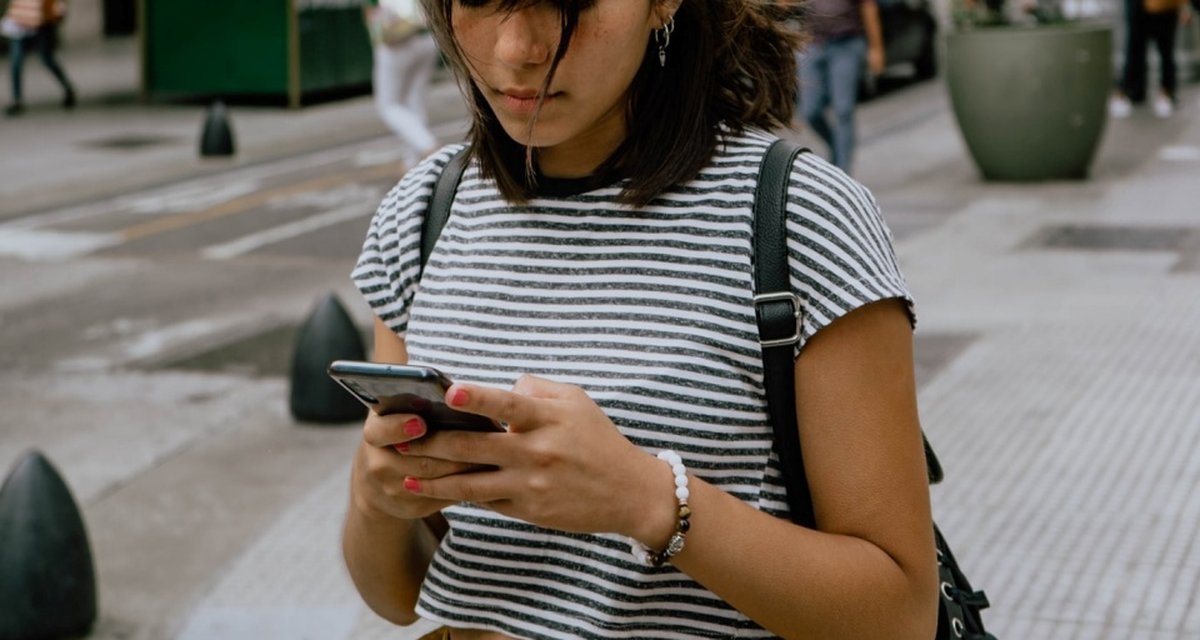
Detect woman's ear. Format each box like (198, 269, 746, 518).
(653, 0, 683, 28)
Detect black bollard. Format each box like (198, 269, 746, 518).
(199, 99, 235, 157)
(289, 292, 369, 424)
(0, 449, 97, 639)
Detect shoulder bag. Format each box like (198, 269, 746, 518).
(419, 142, 997, 639)
(369, 0, 424, 46)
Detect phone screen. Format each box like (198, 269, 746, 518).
(327, 361, 503, 433)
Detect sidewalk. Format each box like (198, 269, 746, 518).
(3, 33, 1200, 640)
(894, 100, 1200, 640)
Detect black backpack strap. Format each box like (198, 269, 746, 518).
(420, 145, 472, 270)
(752, 141, 945, 527)
(757, 138, 995, 639)
(751, 139, 815, 528)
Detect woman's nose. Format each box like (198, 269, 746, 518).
(493, 8, 556, 68)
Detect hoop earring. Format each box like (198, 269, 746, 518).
(655, 17, 675, 68)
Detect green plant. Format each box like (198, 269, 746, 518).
(952, 0, 1068, 28)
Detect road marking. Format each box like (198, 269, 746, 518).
(266, 184, 381, 211)
(201, 202, 374, 260)
(117, 161, 404, 243)
(121, 318, 241, 362)
(0, 161, 398, 261)
(55, 313, 261, 371)
(0, 137, 401, 232)
(0, 199, 134, 231)
(0, 229, 122, 260)
(125, 180, 262, 215)
(1160, 146, 1200, 162)
(354, 147, 406, 167)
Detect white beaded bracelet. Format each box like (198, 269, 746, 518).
(630, 450, 691, 567)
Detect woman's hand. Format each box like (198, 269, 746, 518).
(396, 375, 676, 543)
(349, 411, 472, 521)
(343, 408, 456, 626)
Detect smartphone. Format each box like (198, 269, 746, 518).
(327, 361, 504, 433)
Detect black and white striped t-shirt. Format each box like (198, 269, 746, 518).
(352, 129, 914, 639)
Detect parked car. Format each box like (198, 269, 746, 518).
(862, 0, 939, 98)
(772, 0, 939, 99)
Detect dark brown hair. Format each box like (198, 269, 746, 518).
(422, 0, 800, 207)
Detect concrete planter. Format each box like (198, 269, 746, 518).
(946, 22, 1113, 181)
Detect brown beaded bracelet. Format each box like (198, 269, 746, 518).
(630, 450, 691, 566)
(646, 503, 691, 566)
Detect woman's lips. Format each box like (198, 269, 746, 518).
(499, 90, 559, 115)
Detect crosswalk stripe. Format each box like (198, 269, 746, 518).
(200, 203, 372, 260)
(0, 229, 121, 260)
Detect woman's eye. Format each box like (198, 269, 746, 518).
(454, 0, 597, 11)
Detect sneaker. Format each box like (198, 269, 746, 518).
(3, 103, 22, 117)
(1109, 94, 1132, 119)
(1153, 93, 1174, 118)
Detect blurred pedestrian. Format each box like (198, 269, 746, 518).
(2, 0, 76, 117)
(795, 0, 885, 173)
(1110, 0, 1189, 119)
(363, 0, 439, 169)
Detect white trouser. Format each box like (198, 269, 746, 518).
(373, 33, 439, 168)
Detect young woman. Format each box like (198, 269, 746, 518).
(343, 0, 938, 637)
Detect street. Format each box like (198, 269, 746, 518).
(0, 78, 474, 637)
(2, 58, 1200, 638)
(0, 137, 428, 639)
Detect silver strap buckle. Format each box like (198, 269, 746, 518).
(753, 291, 802, 348)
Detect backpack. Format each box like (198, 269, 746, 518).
(1143, 0, 1186, 13)
(417, 141, 996, 639)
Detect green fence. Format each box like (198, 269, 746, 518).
(139, 0, 372, 107)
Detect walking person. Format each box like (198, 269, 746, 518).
(363, 0, 440, 169)
(1110, 0, 1189, 118)
(342, 0, 938, 637)
(2, 0, 76, 117)
(795, 0, 885, 173)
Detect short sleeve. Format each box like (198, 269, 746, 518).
(786, 152, 915, 352)
(351, 145, 467, 337)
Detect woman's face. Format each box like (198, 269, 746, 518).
(452, 0, 668, 176)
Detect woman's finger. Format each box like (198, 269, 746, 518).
(401, 466, 507, 505)
(400, 428, 511, 467)
(445, 374, 563, 432)
(362, 412, 427, 448)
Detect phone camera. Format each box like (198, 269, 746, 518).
(346, 380, 378, 404)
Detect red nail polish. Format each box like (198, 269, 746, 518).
(394, 442, 409, 454)
(449, 388, 468, 407)
(403, 477, 421, 492)
(403, 418, 423, 436)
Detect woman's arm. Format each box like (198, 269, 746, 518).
(340, 317, 446, 625)
(398, 300, 938, 638)
(673, 299, 938, 638)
